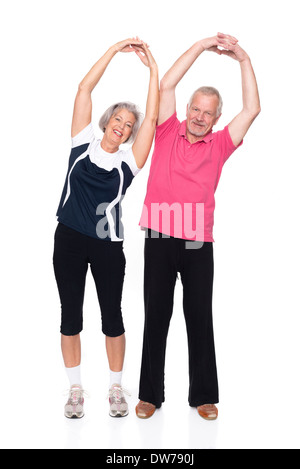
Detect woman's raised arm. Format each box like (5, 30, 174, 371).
(71, 38, 143, 138)
(132, 43, 159, 169)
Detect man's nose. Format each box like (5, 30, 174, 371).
(196, 112, 204, 121)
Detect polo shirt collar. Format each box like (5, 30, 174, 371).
(179, 120, 214, 143)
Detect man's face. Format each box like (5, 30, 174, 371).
(186, 92, 221, 142)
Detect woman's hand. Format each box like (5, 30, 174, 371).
(132, 42, 157, 69)
(113, 37, 144, 53)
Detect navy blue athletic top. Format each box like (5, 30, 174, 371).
(56, 124, 140, 241)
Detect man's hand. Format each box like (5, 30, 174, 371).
(216, 32, 249, 62)
(201, 33, 238, 53)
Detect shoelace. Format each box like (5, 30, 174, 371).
(63, 387, 89, 403)
(108, 385, 131, 402)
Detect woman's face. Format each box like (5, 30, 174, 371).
(105, 108, 136, 145)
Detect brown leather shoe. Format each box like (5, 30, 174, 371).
(136, 400, 156, 419)
(197, 404, 218, 420)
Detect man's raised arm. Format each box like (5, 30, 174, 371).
(217, 33, 261, 146)
(158, 34, 238, 125)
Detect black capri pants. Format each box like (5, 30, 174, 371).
(53, 223, 126, 337)
(138, 230, 219, 408)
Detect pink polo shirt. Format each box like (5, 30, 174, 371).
(139, 113, 242, 242)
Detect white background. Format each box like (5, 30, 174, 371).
(1, 0, 299, 450)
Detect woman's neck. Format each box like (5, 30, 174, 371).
(100, 135, 119, 154)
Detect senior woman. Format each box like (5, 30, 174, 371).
(53, 38, 159, 418)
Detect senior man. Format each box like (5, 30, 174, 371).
(136, 33, 261, 420)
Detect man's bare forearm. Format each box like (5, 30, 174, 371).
(239, 57, 261, 118)
(160, 34, 238, 91)
(160, 41, 206, 91)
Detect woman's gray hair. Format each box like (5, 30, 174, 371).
(99, 102, 144, 144)
(188, 86, 223, 118)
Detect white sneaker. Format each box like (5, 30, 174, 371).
(64, 385, 85, 419)
(108, 384, 130, 418)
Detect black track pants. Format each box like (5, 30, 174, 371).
(138, 230, 219, 408)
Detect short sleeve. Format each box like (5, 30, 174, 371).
(71, 123, 95, 148)
(155, 113, 180, 142)
(215, 125, 243, 164)
(121, 147, 140, 177)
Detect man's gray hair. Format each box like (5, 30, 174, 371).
(188, 86, 223, 118)
(99, 102, 144, 144)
